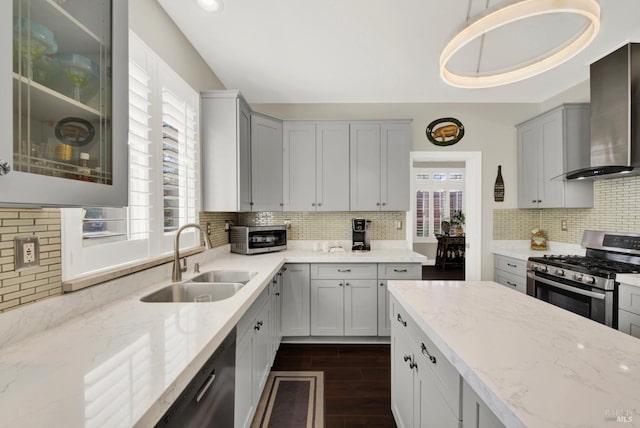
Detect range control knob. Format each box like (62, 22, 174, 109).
(538, 265, 548, 273)
(573, 274, 583, 281)
(555, 269, 565, 277)
(583, 276, 596, 285)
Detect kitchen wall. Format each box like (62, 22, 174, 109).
(494, 175, 640, 243)
(252, 102, 543, 279)
(238, 211, 405, 241)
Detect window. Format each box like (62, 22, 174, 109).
(414, 168, 465, 241)
(61, 33, 200, 280)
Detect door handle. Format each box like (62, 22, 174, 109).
(195, 372, 216, 403)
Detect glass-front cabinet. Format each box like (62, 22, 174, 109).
(0, 0, 127, 206)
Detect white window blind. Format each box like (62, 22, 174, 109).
(414, 168, 465, 241)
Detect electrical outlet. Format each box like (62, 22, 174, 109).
(14, 235, 40, 271)
(396, 220, 403, 230)
(284, 219, 291, 229)
(561, 219, 568, 231)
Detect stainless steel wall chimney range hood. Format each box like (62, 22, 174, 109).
(565, 43, 640, 180)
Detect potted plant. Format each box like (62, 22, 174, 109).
(450, 210, 465, 235)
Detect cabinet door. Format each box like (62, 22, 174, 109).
(415, 361, 460, 428)
(462, 380, 505, 428)
(517, 121, 540, 209)
(2, 0, 128, 206)
(235, 330, 254, 428)
(253, 301, 272, 403)
(251, 114, 283, 211)
(350, 122, 381, 211)
(378, 280, 391, 336)
(311, 280, 344, 336)
(344, 279, 378, 336)
(538, 110, 565, 208)
(381, 123, 410, 211)
(238, 99, 253, 212)
(281, 264, 311, 336)
(316, 122, 350, 211)
(619, 309, 640, 339)
(283, 122, 316, 211)
(391, 324, 415, 428)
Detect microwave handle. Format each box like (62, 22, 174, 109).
(526, 272, 605, 300)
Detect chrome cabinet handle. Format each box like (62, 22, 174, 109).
(376, 202, 381, 206)
(421, 343, 437, 364)
(339, 282, 343, 287)
(312, 203, 316, 207)
(0, 160, 10, 176)
(382, 202, 386, 206)
(275, 292, 280, 296)
(195, 372, 216, 403)
(337, 269, 351, 273)
(397, 313, 407, 327)
(403, 355, 416, 369)
(345, 282, 350, 286)
(507, 263, 517, 268)
(393, 269, 407, 273)
(506, 281, 517, 287)
(317, 203, 322, 206)
(380, 282, 385, 287)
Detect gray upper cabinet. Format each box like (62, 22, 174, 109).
(201, 90, 252, 211)
(283, 121, 349, 211)
(1, 0, 128, 206)
(251, 113, 283, 211)
(517, 104, 593, 209)
(350, 121, 411, 211)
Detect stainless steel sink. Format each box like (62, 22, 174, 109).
(140, 282, 245, 303)
(189, 270, 257, 285)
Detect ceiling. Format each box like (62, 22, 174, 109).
(157, 0, 640, 104)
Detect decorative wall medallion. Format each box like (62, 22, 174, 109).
(426, 117, 464, 146)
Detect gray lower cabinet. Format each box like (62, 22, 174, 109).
(493, 255, 527, 294)
(251, 113, 283, 211)
(235, 287, 272, 428)
(378, 263, 422, 336)
(462, 380, 506, 428)
(391, 295, 504, 428)
(280, 264, 311, 336)
(516, 104, 593, 209)
(350, 121, 411, 211)
(618, 283, 640, 339)
(310, 263, 378, 336)
(282, 121, 350, 211)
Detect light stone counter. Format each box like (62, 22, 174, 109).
(388, 280, 640, 428)
(0, 245, 425, 428)
(491, 240, 585, 261)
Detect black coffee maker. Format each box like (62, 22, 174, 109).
(352, 218, 371, 252)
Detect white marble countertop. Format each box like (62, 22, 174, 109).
(0, 246, 425, 428)
(388, 280, 640, 428)
(491, 240, 585, 261)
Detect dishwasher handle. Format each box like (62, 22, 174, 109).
(195, 371, 216, 403)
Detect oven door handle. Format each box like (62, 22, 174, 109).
(527, 272, 605, 300)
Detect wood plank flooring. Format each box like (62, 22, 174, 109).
(271, 344, 397, 428)
(422, 265, 465, 280)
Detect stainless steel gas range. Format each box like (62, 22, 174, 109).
(527, 230, 640, 328)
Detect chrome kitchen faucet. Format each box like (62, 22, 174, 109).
(172, 223, 213, 282)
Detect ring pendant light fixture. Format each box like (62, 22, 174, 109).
(440, 0, 600, 88)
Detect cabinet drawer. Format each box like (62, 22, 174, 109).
(619, 284, 640, 316)
(619, 309, 640, 339)
(378, 263, 422, 280)
(391, 296, 460, 418)
(310, 263, 377, 279)
(494, 270, 526, 294)
(494, 255, 527, 276)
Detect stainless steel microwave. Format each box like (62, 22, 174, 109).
(230, 225, 287, 255)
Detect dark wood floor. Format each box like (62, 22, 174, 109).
(422, 265, 465, 280)
(271, 344, 397, 428)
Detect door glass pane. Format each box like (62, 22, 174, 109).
(449, 190, 463, 213)
(12, 0, 112, 184)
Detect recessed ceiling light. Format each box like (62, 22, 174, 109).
(197, 0, 224, 13)
(440, 0, 600, 88)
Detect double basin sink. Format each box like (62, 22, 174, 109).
(141, 270, 257, 303)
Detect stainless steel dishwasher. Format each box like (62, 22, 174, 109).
(156, 328, 236, 427)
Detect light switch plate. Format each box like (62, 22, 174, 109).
(14, 235, 40, 271)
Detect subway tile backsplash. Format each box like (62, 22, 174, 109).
(238, 211, 406, 241)
(494, 175, 640, 243)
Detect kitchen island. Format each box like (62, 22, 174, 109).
(0, 245, 424, 428)
(388, 280, 640, 428)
